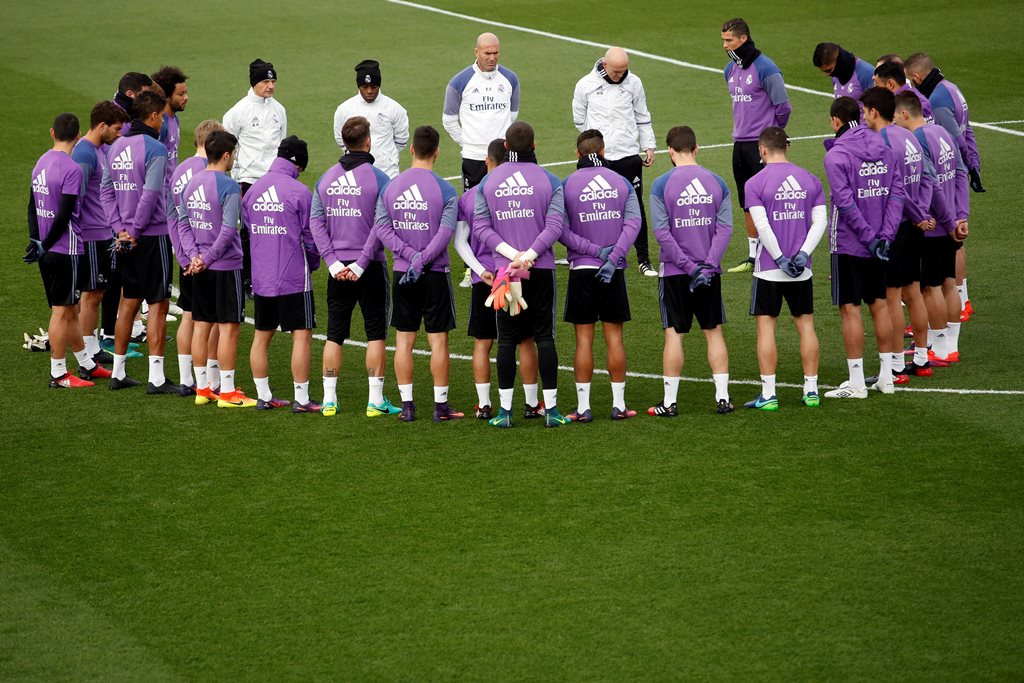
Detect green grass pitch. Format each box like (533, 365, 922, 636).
(2, 1, 1022, 679)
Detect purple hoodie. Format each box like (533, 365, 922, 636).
(180, 169, 242, 271)
(880, 124, 933, 227)
(823, 124, 905, 256)
(373, 167, 458, 272)
(649, 164, 732, 277)
(560, 165, 641, 268)
(311, 159, 390, 273)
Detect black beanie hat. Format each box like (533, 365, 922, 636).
(250, 59, 277, 87)
(278, 135, 308, 170)
(355, 59, 382, 87)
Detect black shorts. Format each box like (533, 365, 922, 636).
(732, 141, 763, 210)
(39, 252, 80, 307)
(462, 159, 487, 192)
(392, 270, 456, 334)
(79, 239, 112, 292)
(327, 260, 390, 343)
(886, 222, 923, 289)
(192, 268, 244, 324)
(177, 267, 193, 312)
(564, 268, 631, 324)
(920, 235, 957, 287)
(831, 253, 886, 306)
(255, 291, 316, 332)
(120, 234, 172, 304)
(497, 268, 557, 344)
(468, 281, 497, 340)
(659, 273, 726, 333)
(750, 277, 814, 317)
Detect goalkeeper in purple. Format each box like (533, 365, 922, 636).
(648, 126, 734, 417)
(472, 121, 569, 429)
(372, 125, 463, 423)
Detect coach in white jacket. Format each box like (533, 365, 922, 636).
(573, 48, 658, 276)
(333, 60, 409, 179)
(223, 58, 287, 294)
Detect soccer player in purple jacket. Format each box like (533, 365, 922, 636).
(823, 96, 905, 398)
(152, 66, 188, 193)
(71, 102, 128, 366)
(893, 92, 969, 367)
(648, 126, 734, 416)
(181, 130, 254, 409)
(861, 87, 936, 382)
(26, 112, 109, 388)
(313, 116, 401, 418)
(560, 130, 641, 421)
(743, 127, 827, 410)
(472, 121, 569, 428)
(102, 91, 177, 393)
(721, 18, 791, 274)
(813, 43, 876, 105)
(873, 61, 932, 122)
(245, 136, 321, 412)
(373, 125, 463, 423)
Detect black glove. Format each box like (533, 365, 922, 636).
(968, 168, 985, 193)
(22, 239, 44, 264)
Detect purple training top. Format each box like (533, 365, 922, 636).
(71, 138, 112, 243)
(30, 149, 83, 255)
(160, 112, 180, 194)
(373, 167, 458, 272)
(880, 124, 933, 227)
(744, 161, 826, 275)
(724, 54, 792, 142)
(180, 168, 242, 271)
(102, 128, 168, 238)
(914, 123, 969, 237)
(167, 155, 208, 267)
(457, 185, 495, 285)
(928, 77, 981, 172)
(649, 164, 733, 277)
(310, 160, 390, 272)
(560, 166, 641, 268)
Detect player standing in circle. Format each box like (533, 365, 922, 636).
(333, 59, 409, 179)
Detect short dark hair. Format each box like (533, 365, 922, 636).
(151, 65, 188, 99)
(877, 53, 902, 67)
(89, 100, 129, 129)
(342, 116, 370, 150)
(205, 130, 238, 163)
(757, 126, 788, 153)
(830, 96, 860, 125)
(665, 126, 697, 153)
(411, 125, 439, 158)
(487, 138, 505, 165)
(505, 121, 534, 153)
(813, 42, 840, 67)
(52, 113, 79, 142)
(721, 18, 750, 38)
(894, 90, 923, 118)
(132, 91, 166, 121)
(860, 87, 895, 122)
(576, 129, 604, 156)
(904, 52, 933, 75)
(117, 72, 153, 96)
(874, 60, 906, 86)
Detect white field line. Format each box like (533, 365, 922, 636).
(972, 122, 1024, 137)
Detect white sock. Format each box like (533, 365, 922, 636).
(543, 388, 558, 409)
(148, 356, 166, 386)
(132, 318, 144, 337)
(663, 376, 680, 405)
(294, 381, 310, 405)
(141, 300, 149, 315)
(957, 279, 968, 307)
(891, 352, 904, 373)
(848, 358, 865, 390)
(761, 374, 776, 399)
(610, 381, 626, 411)
(178, 354, 194, 386)
(368, 376, 385, 406)
(575, 382, 591, 413)
(499, 387, 514, 411)
(112, 354, 126, 380)
(878, 353, 892, 385)
(398, 383, 414, 402)
(712, 373, 729, 402)
(74, 348, 96, 371)
(804, 375, 818, 394)
(254, 376, 272, 401)
(434, 385, 449, 403)
(208, 360, 221, 389)
(927, 328, 938, 349)
(84, 333, 100, 357)
(524, 383, 539, 407)
(946, 322, 961, 354)
(323, 376, 338, 404)
(932, 331, 949, 359)
(220, 369, 236, 394)
(50, 357, 67, 379)
(913, 346, 928, 367)
(475, 382, 491, 408)
(195, 365, 209, 390)
(747, 237, 758, 260)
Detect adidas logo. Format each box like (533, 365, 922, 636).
(903, 138, 922, 165)
(110, 146, 133, 171)
(938, 136, 955, 164)
(32, 169, 49, 195)
(774, 174, 808, 201)
(392, 183, 428, 211)
(186, 184, 211, 211)
(495, 171, 534, 197)
(326, 170, 362, 196)
(858, 160, 888, 177)
(172, 168, 193, 197)
(578, 174, 619, 202)
(676, 177, 714, 206)
(251, 185, 285, 212)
